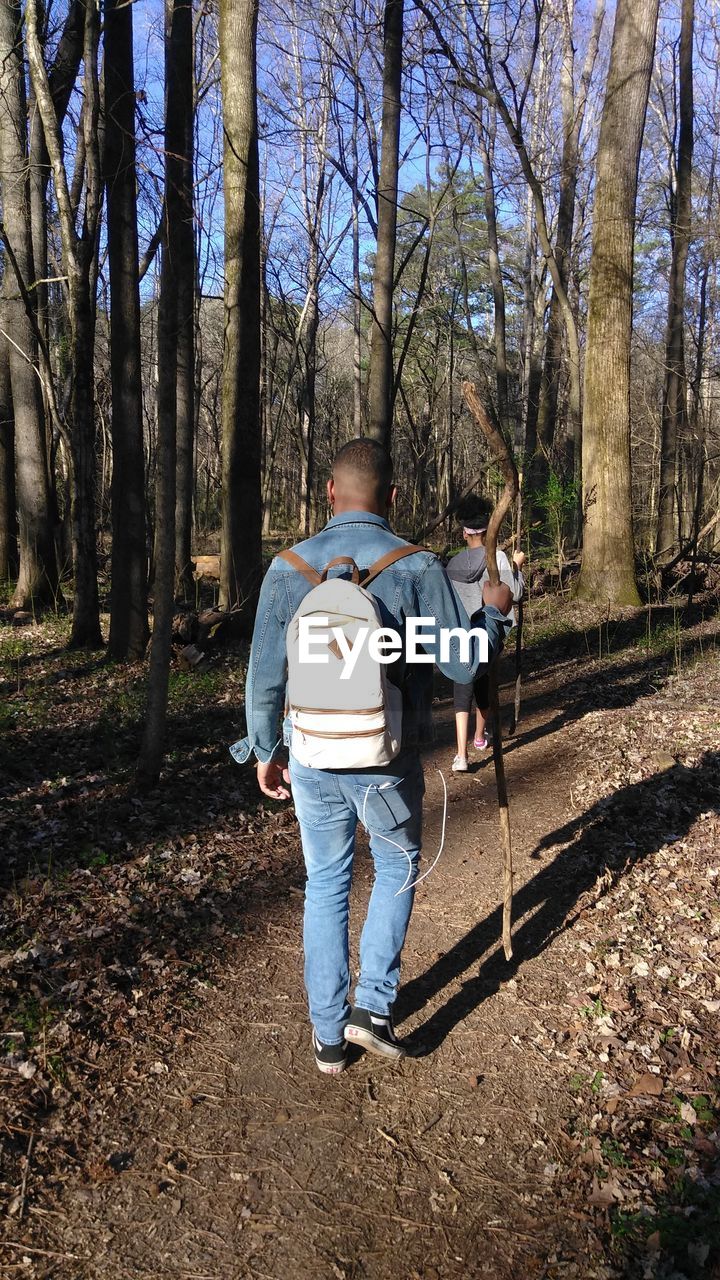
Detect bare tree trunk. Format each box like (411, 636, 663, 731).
(173, 0, 196, 598)
(219, 0, 262, 619)
(655, 0, 694, 558)
(137, 0, 189, 787)
(27, 0, 84, 551)
(28, 0, 84, 357)
(292, 19, 328, 537)
(0, 0, 58, 610)
(534, 0, 605, 492)
(476, 102, 508, 433)
(298, 258, 318, 536)
(105, 0, 149, 659)
(576, 0, 659, 605)
(26, 0, 103, 644)
(367, 0, 403, 451)
(689, 138, 715, 554)
(351, 70, 363, 437)
(519, 77, 547, 470)
(0, 323, 16, 578)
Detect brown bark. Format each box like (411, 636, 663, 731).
(0, 322, 16, 578)
(367, 0, 403, 451)
(219, 0, 263, 620)
(351, 69, 363, 437)
(28, 0, 84, 353)
(655, 0, 694, 557)
(137, 0, 189, 786)
(173, 0, 196, 598)
(292, 19, 328, 537)
(476, 104, 508, 433)
(533, 0, 605, 491)
(0, 0, 58, 609)
(26, 0, 103, 644)
(104, 0, 149, 659)
(576, 0, 659, 605)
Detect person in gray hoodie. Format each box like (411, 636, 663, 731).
(446, 520, 525, 771)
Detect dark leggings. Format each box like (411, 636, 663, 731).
(453, 669, 490, 714)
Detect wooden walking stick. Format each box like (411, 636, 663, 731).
(508, 482, 524, 737)
(462, 382, 519, 961)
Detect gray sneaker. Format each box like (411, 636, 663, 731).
(452, 753, 468, 772)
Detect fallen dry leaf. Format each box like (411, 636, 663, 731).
(626, 1071, 664, 1098)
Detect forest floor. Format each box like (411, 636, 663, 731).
(1, 591, 720, 1280)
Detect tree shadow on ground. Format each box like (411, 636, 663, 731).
(0, 700, 261, 887)
(432, 622, 718, 766)
(396, 750, 720, 1053)
(523, 595, 718, 660)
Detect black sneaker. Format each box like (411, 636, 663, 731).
(344, 1007, 406, 1060)
(312, 1031, 348, 1075)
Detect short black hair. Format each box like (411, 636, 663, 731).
(332, 438, 393, 494)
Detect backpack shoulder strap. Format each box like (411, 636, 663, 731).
(320, 556, 361, 584)
(277, 548, 322, 586)
(361, 544, 429, 588)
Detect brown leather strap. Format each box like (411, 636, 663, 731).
(320, 557, 361, 584)
(361, 544, 427, 588)
(279, 545, 426, 589)
(277, 549, 322, 586)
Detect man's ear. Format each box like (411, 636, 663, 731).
(387, 484, 398, 511)
(327, 478, 335, 506)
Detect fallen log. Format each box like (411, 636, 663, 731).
(192, 554, 221, 581)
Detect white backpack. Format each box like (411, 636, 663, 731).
(279, 547, 423, 770)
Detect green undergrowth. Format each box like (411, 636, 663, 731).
(611, 1178, 720, 1277)
(525, 595, 718, 674)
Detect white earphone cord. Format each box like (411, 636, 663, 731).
(361, 769, 448, 897)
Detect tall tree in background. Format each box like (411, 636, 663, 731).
(533, 0, 605, 491)
(289, 10, 332, 535)
(576, 0, 660, 605)
(27, 0, 84, 566)
(28, 0, 83, 378)
(367, 0, 403, 451)
(219, 0, 262, 620)
(173, 0, 196, 599)
(655, 0, 694, 558)
(27, 0, 103, 645)
(105, 0, 149, 660)
(138, 0, 189, 785)
(0, 325, 16, 579)
(0, 0, 58, 610)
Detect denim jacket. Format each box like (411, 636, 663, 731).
(231, 511, 512, 764)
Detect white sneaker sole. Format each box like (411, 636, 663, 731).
(313, 1034, 348, 1074)
(315, 1057, 347, 1075)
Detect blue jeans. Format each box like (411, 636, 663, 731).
(289, 751, 425, 1045)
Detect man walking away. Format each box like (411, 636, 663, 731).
(232, 439, 513, 1074)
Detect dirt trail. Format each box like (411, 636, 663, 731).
(35, 655, 601, 1280)
(8, 610, 718, 1280)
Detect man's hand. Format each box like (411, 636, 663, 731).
(482, 580, 513, 615)
(513, 549, 526, 570)
(257, 759, 291, 800)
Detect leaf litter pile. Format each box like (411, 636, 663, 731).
(535, 660, 720, 1277)
(1, 601, 719, 1278)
